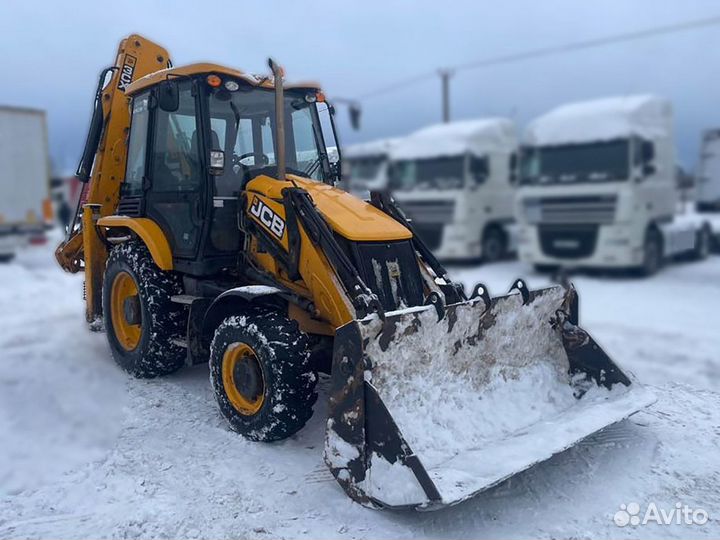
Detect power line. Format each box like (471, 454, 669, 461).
(357, 14, 720, 102)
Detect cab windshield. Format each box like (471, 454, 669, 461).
(347, 155, 385, 180)
(208, 84, 331, 196)
(521, 139, 630, 185)
(389, 156, 465, 190)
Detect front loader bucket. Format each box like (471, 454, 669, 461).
(324, 282, 656, 510)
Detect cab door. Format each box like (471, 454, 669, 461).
(144, 81, 205, 259)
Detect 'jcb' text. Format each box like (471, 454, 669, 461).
(250, 197, 285, 239)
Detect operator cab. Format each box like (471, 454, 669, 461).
(120, 64, 340, 275)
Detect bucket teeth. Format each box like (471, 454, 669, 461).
(423, 291, 445, 321)
(508, 278, 531, 304)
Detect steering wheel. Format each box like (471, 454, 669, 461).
(234, 152, 270, 167)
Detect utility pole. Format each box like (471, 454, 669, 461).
(438, 69, 454, 123)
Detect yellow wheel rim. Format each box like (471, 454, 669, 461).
(110, 271, 142, 351)
(222, 342, 265, 415)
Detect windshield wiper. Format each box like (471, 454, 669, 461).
(303, 156, 323, 178)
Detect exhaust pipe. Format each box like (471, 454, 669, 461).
(268, 58, 285, 181)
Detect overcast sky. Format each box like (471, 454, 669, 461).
(2, 1, 720, 174)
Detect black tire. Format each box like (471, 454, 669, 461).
(639, 228, 663, 277)
(481, 226, 506, 263)
(692, 225, 712, 260)
(209, 307, 317, 442)
(102, 240, 186, 377)
(0, 253, 15, 263)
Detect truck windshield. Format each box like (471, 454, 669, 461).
(347, 156, 385, 180)
(521, 139, 629, 185)
(389, 156, 464, 191)
(208, 85, 330, 196)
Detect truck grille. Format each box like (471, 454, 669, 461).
(525, 195, 617, 225)
(539, 224, 598, 259)
(397, 200, 455, 224)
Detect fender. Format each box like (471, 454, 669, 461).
(97, 216, 173, 270)
(202, 285, 284, 337)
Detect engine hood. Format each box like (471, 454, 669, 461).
(245, 175, 412, 242)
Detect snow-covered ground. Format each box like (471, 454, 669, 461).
(1, 234, 719, 539)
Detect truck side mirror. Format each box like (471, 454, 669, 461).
(642, 163, 656, 177)
(158, 82, 179, 112)
(641, 140, 655, 164)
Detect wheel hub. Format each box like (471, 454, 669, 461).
(222, 343, 265, 415)
(110, 271, 142, 351)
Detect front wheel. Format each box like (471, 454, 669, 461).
(692, 225, 712, 260)
(639, 229, 663, 277)
(209, 308, 317, 442)
(481, 227, 506, 263)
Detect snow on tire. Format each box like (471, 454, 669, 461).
(209, 308, 317, 442)
(102, 240, 186, 378)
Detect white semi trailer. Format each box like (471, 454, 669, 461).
(388, 119, 518, 261)
(697, 128, 720, 211)
(343, 137, 399, 197)
(516, 95, 712, 275)
(0, 106, 52, 261)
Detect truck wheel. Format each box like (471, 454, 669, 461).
(692, 225, 711, 260)
(640, 229, 662, 276)
(482, 226, 506, 262)
(209, 308, 317, 442)
(0, 253, 15, 263)
(102, 240, 186, 378)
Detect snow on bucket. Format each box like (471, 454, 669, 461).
(324, 283, 656, 509)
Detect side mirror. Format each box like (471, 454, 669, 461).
(349, 104, 361, 130)
(642, 163, 656, 177)
(158, 82, 179, 112)
(641, 140, 655, 164)
(209, 150, 225, 176)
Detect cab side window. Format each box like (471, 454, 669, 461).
(124, 94, 150, 196)
(151, 83, 201, 192)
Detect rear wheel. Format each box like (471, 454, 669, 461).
(102, 240, 186, 377)
(639, 228, 663, 276)
(0, 253, 15, 263)
(692, 225, 711, 260)
(209, 307, 317, 441)
(481, 226, 506, 263)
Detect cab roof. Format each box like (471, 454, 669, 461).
(125, 62, 321, 96)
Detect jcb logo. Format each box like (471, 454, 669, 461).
(250, 197, 285, 239)
(117, 54, 137, 92)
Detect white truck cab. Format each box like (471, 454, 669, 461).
(697, 128, 720, 211)
(388, 119, 518, 261)
(343, 138, 400, 197)
(517, 95, 710, 275)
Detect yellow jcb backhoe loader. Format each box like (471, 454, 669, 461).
(56, 35, 655, 509)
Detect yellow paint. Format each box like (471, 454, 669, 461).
(246, 175, 411, 242)
(110, 271, 141, 350)
(222, 343, 265, 415)
(127, 62, 322, 96)
(56, 34, 170, 276)
(82, 205, 107, 323)
(288, 300, 335, 336)
(98, 216, 174, 271)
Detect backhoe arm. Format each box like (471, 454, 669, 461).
(55, 34, 171, 273)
